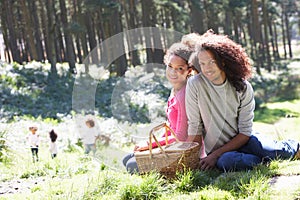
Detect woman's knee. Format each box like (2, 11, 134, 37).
(217, 151, 261, 172)
(216, 152, 236, 171)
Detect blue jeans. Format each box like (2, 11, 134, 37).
(216, 133, 300, 171)
(122, 153, 139, 174)
(84, 144, 96, 155)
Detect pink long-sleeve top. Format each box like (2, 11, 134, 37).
(166, 85, 188, 141)
(151, 86, 188, 148)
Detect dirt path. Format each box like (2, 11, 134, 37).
(0, 177, 46, 195)
(270, 175, 300, 199)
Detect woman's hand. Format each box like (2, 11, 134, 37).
(199, 153, 218, 170)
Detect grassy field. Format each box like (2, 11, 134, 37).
(0, 101, 299, 200)
(0, 61, 300, 199)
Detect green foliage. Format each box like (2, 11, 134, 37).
(198, 186, 235, 200)
(31, 186, 41, 193)
(173, 170, 195, 193)
(120, 173, 166, 200)
(0, 130, 10, 163)
(73, 164, 90, 175)
(64, 138, 83, 153)
(128, 103, 151, 123)
(20, 169, 47, 179)
(254, 107, 295, 123)
(251, 63, 300, 108)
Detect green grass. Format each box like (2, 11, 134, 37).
(254, 99, 300, 124)
(1, 62, 300, 199)
(0, 144, 299, 199)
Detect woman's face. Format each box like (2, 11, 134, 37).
(198, 50, 226, 85)
(165, 54, 190, 87)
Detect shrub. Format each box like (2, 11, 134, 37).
(0, 130, 10, 163)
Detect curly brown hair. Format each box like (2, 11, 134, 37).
(196, 30, 252, 92)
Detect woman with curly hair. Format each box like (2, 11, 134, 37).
(186, 30, 300, 172)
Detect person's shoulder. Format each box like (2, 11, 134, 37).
(237, 80, 254, 99)
(243, 80, 254, 92)
(188, 73, 204, 84)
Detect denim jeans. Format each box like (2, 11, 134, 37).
(216, 133, 300, 172)
(122, 153, 139, 174)
(84, 143, 96, 155)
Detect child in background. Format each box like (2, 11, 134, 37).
(26, 126, 40, 162)
(49, 129, 58, 159)
(80, 119, 99, 155)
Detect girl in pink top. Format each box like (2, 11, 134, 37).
(166, 84, 188, 141)
(123, 42, 195, 174)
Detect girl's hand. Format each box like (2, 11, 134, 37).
(134, 141, 149, 151)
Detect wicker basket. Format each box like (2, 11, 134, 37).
(134, 123, 200, 178)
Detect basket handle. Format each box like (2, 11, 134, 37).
(149, 122, 179, 158)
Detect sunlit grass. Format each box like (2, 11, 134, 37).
(254, 99, 300, 141)
(0, 62, 300, 199)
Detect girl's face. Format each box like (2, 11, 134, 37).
(86, 122, 91, 128)
(198, 50, 226, 85)
(166, 55, 191, 87)
(29, 127, 37, 134)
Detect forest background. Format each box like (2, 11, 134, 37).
(1, 0, 300, 119)
(1, 0, 300, 76)
(1, 0, 300, 199)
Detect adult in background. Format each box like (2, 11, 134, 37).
(186, 30, 300, 172)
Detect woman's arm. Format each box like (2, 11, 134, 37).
(199, 133, 250, 170)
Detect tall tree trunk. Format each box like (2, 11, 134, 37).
(72, 0, 82, 64)
(121, 0, 140, 67)
(188, 0, 205, 33)
(29, 1, 45, 61)
(96, 9, 110, 73)
(203, 1, 219, 33)
(39, 0, 50, 62)
(76, 0, 88, 62)
(54, 13, 64, 63)
(232, 10, 240, 43)
(251, 0, 263, 74)
(273, 22, 280, 60)
(284, 5, 292, 58)
(297, 2, 300, 36)
(20, 0, 38, 61)
(111, 1, 127, 76)
(224, 8, 233, 36)
(85, 12, 98, 63)
(45, 0, 57, 77)
(59, 0, 76, 73)
(151, 6, 164, 65)
(246, 6, 255, 64)
(141, 0, 154, 72)
(262, 0, 271, 72)
(281, 2, 287, 59)
(0, 8, 12, 62)
(3, 1, 21, 63)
